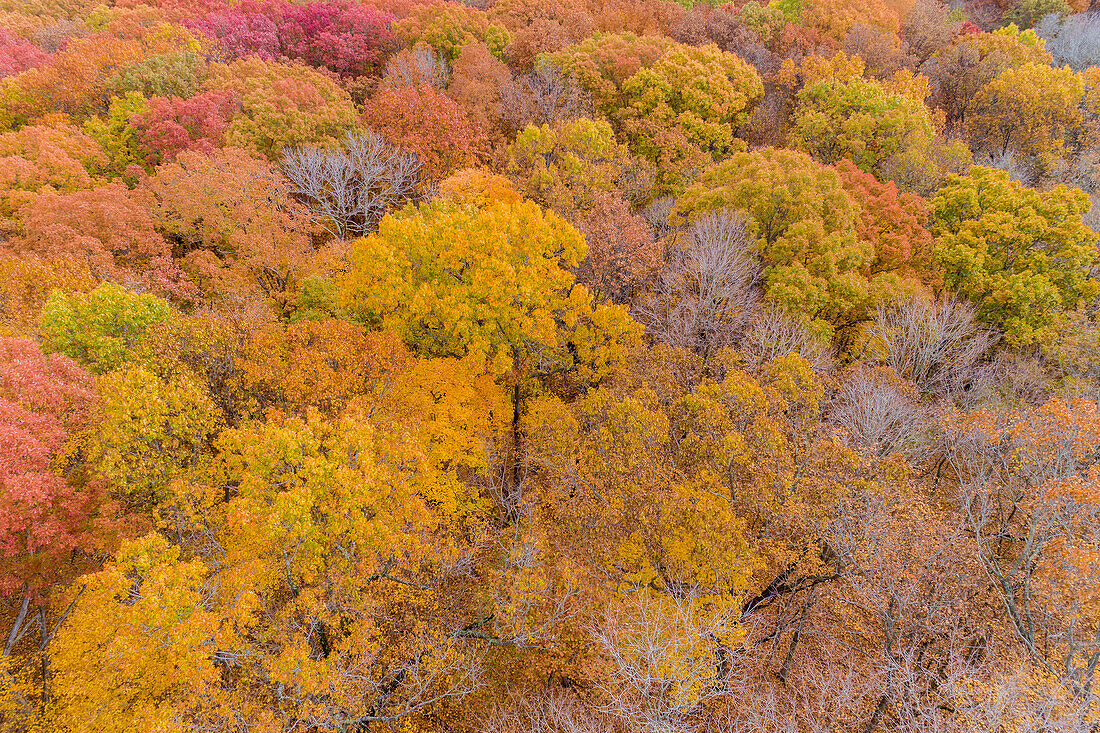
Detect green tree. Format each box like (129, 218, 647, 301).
(675, 148, 877, 335)
(40, 283, 174, 374)
(932, 166, 1099, 345)
(789, 75, 935, 178)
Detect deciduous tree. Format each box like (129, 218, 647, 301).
(932, 166, 1099, 345)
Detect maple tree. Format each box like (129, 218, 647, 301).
(361, 83, 488, 178)
(11, 183, 195, 301)
(129, 88, 241, 165)
(395, 0, 511, 61)
(0, 338, 99, 599)
(276, 0, 398, 77)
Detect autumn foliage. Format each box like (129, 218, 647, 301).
(4, 0, 1100, 729)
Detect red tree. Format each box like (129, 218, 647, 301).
(361, 84, 488, 177)
(0, 338, 97, 599)
(130, 89, 242, 165)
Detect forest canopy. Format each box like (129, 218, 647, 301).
(3, 0, 1100, 730)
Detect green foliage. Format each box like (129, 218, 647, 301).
(676, 148, 888, 334)
(1002, 0, 1070, 30)
(40, 283, 174, 374)
(107, 50, 207, 100)
(204, 58, 358, 159)
(789, 75, 935, 177)
(83, 91, 148, 177)
(932, 166, 1100, 345)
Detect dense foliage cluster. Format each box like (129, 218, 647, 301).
(3, 0, 1100, 730)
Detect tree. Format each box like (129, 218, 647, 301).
(546, 31, 675, 117)
(129, 88, 242, 165)
(504, 117, 652, 218)
(931, 166, 1099, 345)
(3, 35, 146, 122)
(789, 73, 936, 178)
(361, 84, 488, 178)
(281, 130, 423, 239)
(89, 363, 221, 503)
(339, 175, 641, 379)
(183, 5, 281, 61)
(276, 0, 398, 77)
(574, 192, 661, 304)
(675, 148, 881, 335)
(835, 158, 934, 282)
(0, 338, 98, 599)
(12, 183, 196, 301)
(0, 28, 50, 79)
(40, 283, 175, 374)
(203, 57, 358, 159)
(621, 43, 763, 184)
(798, 0, 900, 41)
(928, 24, 1053, 128)
(871, 294, 996, 396)
(447, 41, 512, 146)
(946, 398, 1100, 703)
(967, 63, 1084, 174)
(106, 49, 207, 100)
(48, 534, 219, 731)
(142, 147, 320, 314)
(395, 0, 511, 61)
(0, 121, 105, 227)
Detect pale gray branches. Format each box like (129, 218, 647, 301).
(638, 210, 761, 363)
(280, 131, 423, 240)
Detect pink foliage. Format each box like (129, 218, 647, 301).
(0, 29, 51, 79)
(131, 89, 242, 164)
(277, 0, 398, 77)
(187, 0, 397, 75)
(0, 339, 97, 596)
(185, 5, 281, 61)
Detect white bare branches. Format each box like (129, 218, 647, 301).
(871, 295, 996, 397)
(638, 210, 761, 363)
(280, 131, 423, 240)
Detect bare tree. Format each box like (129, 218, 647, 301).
(637, 211, 761, 364)
(281, 131, 423, 240)
(1036, 12, 1100, 70)
(830, 368, 929, 463)
(739, 303, 834, 372)
(871, 295, 997, 398)
(499, 60, 588, 137)
(381, 46, 450, 89)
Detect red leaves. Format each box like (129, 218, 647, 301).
(131, 89, 242, 165)
(361, 84, 488, 177)
(0, 339, 97, 596)
(187, 0, 397, 76)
